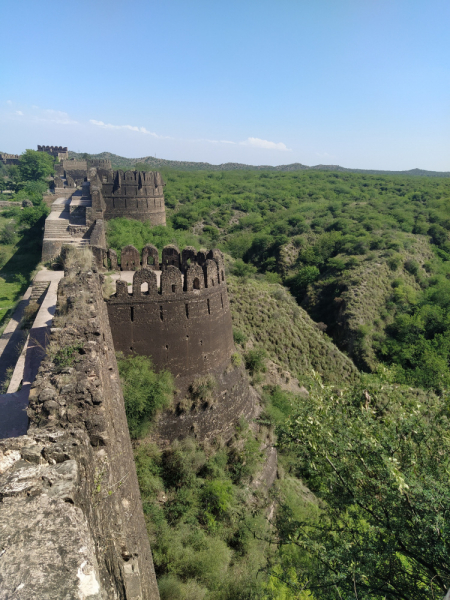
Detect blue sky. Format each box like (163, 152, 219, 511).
(1, 0, 449, 170)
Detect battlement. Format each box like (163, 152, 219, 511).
(88, 158, 112, 169)
(0, 153, 20, 165)
(102, 169, 165, 192)
(37, 145, 69, 159)
(108, 244, 224, 276)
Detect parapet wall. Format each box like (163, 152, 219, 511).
(38, 145, 69, 159)
(0, 153, 20, 165)
(0, 265, 160, 599)
(107, 247, 233, 379)
(88, 159, 112, 170)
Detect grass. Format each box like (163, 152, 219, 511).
(228, 274, 358, 387)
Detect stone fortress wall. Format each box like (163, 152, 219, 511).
(0, 153, 20, 165)
(0, 264, 160, 599)
(37, 145, 69, 160)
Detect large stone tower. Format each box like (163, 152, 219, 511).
(100, 170, 166, 224)
(106, 246, 254, 442)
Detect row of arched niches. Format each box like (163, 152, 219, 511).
(107, 246, 227, 297)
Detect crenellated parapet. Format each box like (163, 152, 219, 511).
(106, 248, 233, 378)
(109, 244, 225, 280)
(37, 145, 69, 159)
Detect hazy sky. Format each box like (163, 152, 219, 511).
(1, 0, 449, 170)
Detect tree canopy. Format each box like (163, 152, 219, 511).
(18, 149, 54, 181)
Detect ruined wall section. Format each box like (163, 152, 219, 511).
(101, 171, 166, 225)
(0, 266, 160, 599)
(62, 158, 88, 185)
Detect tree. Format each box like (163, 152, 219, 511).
(276, 378, 450, 599)
(18, 149, 54, 181)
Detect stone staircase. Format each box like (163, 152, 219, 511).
(42, 188, 93, 261)
(29, 281, 50, 305)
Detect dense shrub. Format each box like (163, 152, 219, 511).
(117, 354, 174, 438)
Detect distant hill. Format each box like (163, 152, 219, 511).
(68, 151, 450, 177)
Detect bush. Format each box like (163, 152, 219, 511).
(118, 354, 174, 438)
(190, 374, 217, 405)
(244, 348, 267, 375)
(233, 329, 247, 346)
(231, 259, 257, 279)
(387, 254, 402, 271)
(404, 258, 419, 275)
(231, 352, 242, 367)
(0, 222, 17, 245)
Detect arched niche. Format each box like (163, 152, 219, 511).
(120, 245, 140, 271)
(133, 268, 158, 296)
(205, 259, 219, 289)
(162, 245, 180, 270)
(142, 244, 159, 270)
(185, 264, 204, 291)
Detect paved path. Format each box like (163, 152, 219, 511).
(0, 270, 63, 439)
(0, 286, 31, 390)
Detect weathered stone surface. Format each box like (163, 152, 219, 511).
(101, 170, 166, 225)
(0, 267, 160, 599)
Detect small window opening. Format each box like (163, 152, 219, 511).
(193, 277, 200, 290)
(147, 256, 154, 265)
(165, 344, 169, 350)
(172, 284, 176, 293)
(221, 294, 223, 309)
(207, 299, 210, 314)
(211, 279, 215, 287)
(130, 306, 134, 322)
(160, 306, 163, 321)
(221, 271, 224, 281)
(185, 304, 189, 319)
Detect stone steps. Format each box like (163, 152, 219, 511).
(29, 281, 50, 305)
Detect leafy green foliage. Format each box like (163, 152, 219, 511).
(277, 377, 450, 599)
(106, 219, 198, 257)
(244, 348, 267, 375)
(117, 354, 174, 438)
(18, 149, 54, 181)
(134, 430, 306, 599)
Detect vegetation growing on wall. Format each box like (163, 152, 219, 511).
(117, 354, 175, 439)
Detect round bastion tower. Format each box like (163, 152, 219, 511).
(106, 245, 254, 442)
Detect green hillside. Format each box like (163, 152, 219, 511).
(106, 166, 450, 599)
(69, 150, 450, 177)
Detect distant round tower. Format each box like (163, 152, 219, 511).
(100, 170, 166, 225)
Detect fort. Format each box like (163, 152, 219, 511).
(0, 153, 255, 597)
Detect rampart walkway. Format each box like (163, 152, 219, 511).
(0, 270, 63, 438)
